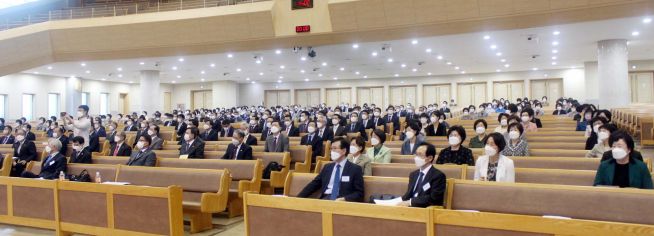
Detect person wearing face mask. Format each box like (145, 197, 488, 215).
(219, 120, 234, 138)
(395, 144, 446, 207)
(315, 120, 334, 142)
(201, 120, 218, 141)
(384, 107, 400, 133)
(439, 101, 450, 113)
(49, 127, 69, 156)
(21, 124, 36, 141)
(175, 114, 188, 141)
(594, 131, 652, 189)
(238, 121, 257, 146)
(163, 114, 177, 127)
(126, 134, 157, 166)
(585, 124, 617, 158)
(346, 113, 368, 141)
(436, 125, 474, 165)
(109, 132, 132, 157)
(10, 129, 37, 177)
(36, 117, 48, 131)
(297, 111, 311, 133)
(21, 139, 67, 179)
(330, 115, 346, 137)
(282, 117, 300, 137)
(346, 136, 371, 176)
(70, 136, 92, 163)
(474, 132, 515, 182)
(106, 122, 118, 146)
(0, 126, 14, 145)
(460, 108, 473, 120)
(132, 121, 150, 147)
(366, 129, 391, 163)
(248, 116, 262, 134)
(298, 137, 364, 202)
(577, 109, 594, 132)
(417, 114, 430, 136)
(124, 119, 138, 132)
(148, 125, 164, 150)
(401, 122, 426, 155)
(501, 123, 529, 156)
(425, 112, 447, 136)
(552, 103, 567, 115)
(301, 122, 324, 161)
(264, 121, 289, 153)
(585, 117, 608, 150)
(259, 117, 275, 141)
(520, 108, 538, 132)
(221, 130, 253, 160)
(493, 113, 510, 134)
(469, 119, 488, 148)
(180, 127, 205, 159)
(93, 118, 107, 137)
(371, 108, 384, 129)
(360, 111, 374, 130)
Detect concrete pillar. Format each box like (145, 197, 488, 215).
(139, 70, 161, 114)
(416, 83, 423, 106)
(65, 76, 81, 114)
(597, 39, 629, 109)
(212, 80, 239, 107)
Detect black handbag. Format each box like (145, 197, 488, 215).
(368, 194, 401, 203)
(68, 169, 92, 182)
(263, 162, 284, 179)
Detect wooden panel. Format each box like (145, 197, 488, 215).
(457, 84, 472, 108)
(390, 86, 416, 106)
(531, 80, 547, 100)
(631, 72, 654, 103)
(277, 90, 290, 106)
(531, 78, 563, 102)
(472, 83, 487, 107)
(265, 90, 278, 107)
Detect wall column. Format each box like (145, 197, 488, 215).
(139, 70, 161, 113)
(65, 76, 81, 114)
(597, 39, 629, 109)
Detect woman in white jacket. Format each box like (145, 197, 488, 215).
(474, 132, 515, 182)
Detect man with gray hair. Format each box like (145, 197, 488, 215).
(240, 121, 257, 146)
(21, 138, 67, 179)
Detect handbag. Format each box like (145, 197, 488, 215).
(68, 169, 92, 182)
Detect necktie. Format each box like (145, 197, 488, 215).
(273, 137, 278, 151)
(308, 134, 312, 143)
(2, 136, 6, 144)
(232, 146, 237, 159)
(319, 129, 323, 137)
(351, 124, 355, 132)
(413, 172, 424, 196)
(44, 155, 53, 164)
(330, 164, 342, 200)
(375, 118, 378, 126)
(113, 144, 120, 156)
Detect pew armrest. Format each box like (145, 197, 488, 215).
(269, 170, 287, 188)
(238, 180, 260, 198)
(200, 170, 232, 213)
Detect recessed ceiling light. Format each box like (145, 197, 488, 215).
(300, 70, 305, 73)
(553, 31, 560, 35)
(570, 66, 577, 69)
(412, 68, 417, 72)
(352, 44, 359, 49)
(532, 68, 538, 71)
(544, 74, 548, 77)
(172, 81, 176, 83)
(129, 81, 133, 83)
(425, 48, 432, 53)
(172, 66, 177, 70)
(371, 52, 378, 57)
(446, 62, 452, 65)
(552, 41, 559, 46)
(551, 56, 557, 60)
(201, 78, 205, 81)
(454, 66, 460, 70)
(436, 55, 443, 60)
(246, 77, 250, 81)
(401, 64, 407, 68)
(47, 66, 52, 70)
(363, 75, 368, 78)
(460, 71, 466, 74)
(644, 17, 652, 24)
(236, 68, 242, 72)
(139, 62, 145, 65)
(483, 35, 490, 40)
(394, 74, 399, 77)
(322, 62, 328, 66)
(552, 49, 558, 54)
(101, 78, 106, 81)
(496, 69, 502, 72)
(33, 71, 39, 74)
(227, 54, 233, 58)
(178, 58, 184, 62)
(277, 80, 282, 83)
(339, 67, 345, 71)
(551, 62, 557, 65)
(85, 70, 90, 74)
(275, 49, 282, 54)
(259, 72, 264, 76)
(251, 81, 255, 84)
(280, 65, 285, 69)
(301, 57, 307, 61)
(117, 67, 123, 71)
(632, 65, 637, 69)
(80, 63, 86, 67)
(278, 76, 284, 79)
(490, 45, 497, 50)
(333, 77, 338, 80)
(210, 63, 216, 67)
(318, 74, 323, 77)
(200, 86, 204, 89)
(500, 59, 506, 62)
(411, 40, 418, 45)
(504, 64, 510, 68)
(632, 31, 640, 36)
(427, 72, 432, 75)
(400, 81, 404, 84)
(118, 74, 123, 78)
(355, 71, 360, 75)
(496, 52, 502, 56)
(176, 75, 181, 78)
(305, 78, 310, 81)
(387, 58, 394, 63)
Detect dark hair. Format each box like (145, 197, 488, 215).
(420, 143, 437, 162)
(188, 127, 200, 138)
(332, 137, 350, 156)
(24, 124, 31, 130)
(474, 119, 488, 129)
(462, 108, 469, 112)
(372, 129, 386, 144)
(406, 121, 421, 133)
(352, 136, 366, 153)
(234, 129, 246, 138)
(72, 136, 85, 145)
(507, 122, 524, 136)
(609, 131, 635, 151)
(507, 115, 520, 124)
(78, 105, 89, 112)
(150, 125, 160, 135)
(596, 109, 612, 122)
(483, 132, 507, 152)
(590, 116, 608, 127)
(599, 124, 618, 134)
(4, 126, 12, 132)
(447, 125, 467, 143)
(508, 104, 518, 113)
(521, 107, 534, 117)
(140, 134, 152, 145)
(497, 113, 509, 122)
(190, 119, 199, 127)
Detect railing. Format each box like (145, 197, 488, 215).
(0, 0, 269, 31)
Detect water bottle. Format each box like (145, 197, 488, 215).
(59, 171, 65, 181)
(95, 171, 102, 183)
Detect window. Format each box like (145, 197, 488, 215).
(22, 94, 34, 121)
(100, 93, 109, 115)
(81, 92, 89, 106)
(0, 95, 6, 119)
(48, 93, 59, 118)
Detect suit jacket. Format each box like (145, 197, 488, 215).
(371, 116, 385, 129)
(297, 161, 364, 202)
(331, 125, 346, 137)
(57, 136, 69, 155)
(594, 158, 653, 189)
(425, 123, 447, 136)
(109, 142, 132, 157)
(260, 128, 271, 141)
(300, 133, 323, 159)
(95, 127, 107, 137)
(316, 127, 334, 142)
(88, 132, 101, 153)
(344, 122, 368, 140)
(600, 150, 644, 162)
(264, 134, 289, 153)
(244, 134, 257, 146)
(106, 130, 117, 145)
(150, 136, 164, 150)
(384, 115, 400, 131)
(13, 140, 37, 162)
(283, 126, 300, 137)
(552, 110, 567, 115)
(133, 129, 148, 146)
(219, 127, 234, 138)
(201, 129, 219, 141)
(361, 119, 375, 130)
(176, 123, 188, 138)
(249, 124, 262, 134)
(298, 122, 311, 133)
(124, 125, 138, 131)
(366, 145, 392, 163)
(70, 147, 92, 163)
(39, 153, 68, 179)
(221, 143, 253, 160)
(401, 166, 446, 207)
(26, 132, 36, 141)
(401, 135, 426, 155)
(126, 149, 156, 166)
(0, 135, 14, 144)
(163, 120, 177, 127)
(179, 138, 205, 159)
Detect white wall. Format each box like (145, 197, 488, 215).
(0, 73, 66, 120)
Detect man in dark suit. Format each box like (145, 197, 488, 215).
(109, 132, 132, 157)
(175, 115, 188, 141)
(331, 115, 346, 137)
(201, 120, 219, 141)
(260, 117, 274, 141)
(106, 122, 118, 146)
(298, 137, 364, 202)
(221, 130, 253, 160)
(384, 108, 401, 132)
(123, 119, 138, 131)
(345, 113, 368, 141)
(264, 122, 289, 153)
(180, 127, 205, 159)
(316, 120, 333, 142)
(219, 120, 234, 138)
(398, 144, 446, 207)
(360, 111, 374, 130)
(282, 117, 299, 137)
(239, 121, 258, 146)
(93, 121, 107, 137)
(164, 114, 178, 127)
(21, 139, 67, 179)
(70, 136, 92, 163)
(300, 122, 323, 161)
(248, 117, 262, 134)
(126, 134, 156, 166)
(297, 111, 311, 133)
(23, 124, 36, 141)
(0, 126, 14, 145)
(88, 126, 101, 153)
(52, 127, 68, 156)
(10, 129, 37, 177)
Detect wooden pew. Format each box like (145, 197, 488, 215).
(253, 152, 291, 189)
(290, 145, 312, 173)
(283, 172, 409, 203)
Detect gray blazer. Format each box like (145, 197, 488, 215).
(401, 135, 425, 155)
(264, 133, 289, 153)
(347, 153, 372, 176)
(126, 149, 156, 166)
(150, 136, 164, 150)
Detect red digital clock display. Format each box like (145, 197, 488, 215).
(292, 0, 313, 10)
(296, 25, 311, 33)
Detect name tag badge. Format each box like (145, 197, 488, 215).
(341, 176, 350, 182)
(50, 160, 55, 166)
(179, 155, 189, 160)
(422, 182, 431, 191)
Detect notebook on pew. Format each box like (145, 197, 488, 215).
(374, 197, 403, 206)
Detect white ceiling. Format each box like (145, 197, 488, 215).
(24, 15, 654, 84)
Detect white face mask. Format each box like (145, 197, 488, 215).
(136, 141, 145, 149)
(438, 119, 444, 124)
(249, 120, 256, 125)
(414, 156, 426, 168)
(284, 121, 292, 127)
(114, 136, 122, 143)
(500, 119, 508, 126)
(16, 135, 25, 142)
(430, 117, 437, 123)
(598, 131, 609, 141)
(317, 123, 324, 128)
(184, 134, 192, 141)
(52, 133, 59, 138)
(72, 145, 80, 151)
(349, 146, 359, 154)
(405, 131, 415, 139)
(300, 116, 306, 122)
(373, 112, 380, 117)
(330, 151, 342, 161)
(232, 138, 240, 146)
(371, 138, 380, 146)
(509, 131, 520, 140)
(77, 111, 84, 117)
(307, 126, 316, 133)
(593, 125, 601, 133)
(45, 146, 52, 153)
(147, 130, 155, 136)
(612, 147, 627, 160)
(361, 115, 368, 120)
(475, 127, 485, 135)
(484, 145, 497, 156)
(521, 116, 530, 122)
(332, 119, 339, 125)
(463, 112, 469, 115)
(420, 118, 428, 124)
(271, 126, 280, 134)
(448, 136, 460, 145)
(350, 117, 358, 123)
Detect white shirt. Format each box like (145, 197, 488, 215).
(234, 143, 242, 159)
(332, 125, 339, 134)
(324, 158, 348, 195)
(474, 155, 515, 182)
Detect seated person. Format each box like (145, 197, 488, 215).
(520, 108, 538, 132)
(264, 121, 289, 152)
(180, 127, 205, 159)
(474, 132, 515, 182)
(401, 122, 425, 155)
(501, 123, 529, 156)
(22, 124, 36, 141)
(201, 120, 218, 141)
(300, 122, 323, 161)
(10, 129, 37, 177)
(51, 127, 69, 155)
(148, 125, 164, 150)
(436, 125, 474, 165)
(600, 131, 644, 162)
(552, 103, 567, 115)
(586, 124, 617, 158)
(297, 137, 364, 202)
(0, 126, 15, 144)
(468, 119, 487, 148)
(21, 139, 67, 179)
(347, 136, 372, 176)
(460, 108, 473, 120)
(221, 130, 253, 160)
(493, 113, 509, 134)
(346, 112, 368, 141)
(282, 116, 300, 137)
(70, 136, 92, 163)
(366, 129, 391, 163)
(109, 131, 132, 157)
(425, 112, 447, 136)
(239, 121, 257, 146)
(219, 120, 234, 138)
(126, 134, 157, 166)
(396, 143, 446, 207)
(594, 131, 652, 189)
(585, 117, 608, 150)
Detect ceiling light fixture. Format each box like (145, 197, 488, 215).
(280, 65, 285, 69)
(483, 35, 490, 40)
(80, 63, 86, 67)
(394, 74, 399, 77)
(227, 54, 233, 58)
(504, 64, 510, 68)
(201, 78, 205, 81)
(552, 49, 558, 54)
(401, 64, 407, 68)
(551, 56, 557, 60)
(496, 52, 502, 56)
(178, 58, 184, 62)
(454, 66, 460, 70)
(172, 66, 177, 70)
(460, 71, 466, 74)
(246, 78, 250, 81)
(632, 31, 640, 36)
(436, 55, 443, 60)
(500, 59, 506, 62)
(85, 70, 90, 74)
(300, 70, 305, 73)
(427, 72, 432, 76)
(632, 65, 637, 69)
(275, 49, 282, 54)
(47, 66, 52, 70)
(339, 67, 345, 71)
(371, 52, 378, 57)
(644, 17, 652, 24)
(425, 48, 432, 53)
(553, 31, 560, 35)
(117, 67, 123, 71)
(118, 74, 123, 78)
(532, 68, 538, 71)
(322, 62, 328, 66)
(305, 78, 310, 81)
(551, 62, 558, 65)
(411, 40, 418, 45)
(259, 72, 264, 76)
(333, 77, 338, 80)
(355, 71, 360, 75)
(363, 75, 368, 78)
(201, 70, 206, 74)
(490, 45, 497, 50)
(412, 68, 417, 72)
(176, 75, 181, 78)
(352, 44, 359, 49)
(496, 69, 502, 72)
(446, 62, 452, 65)
(552, 41, 559, 46)
(210, 63, 216, 67)
(387, 58, 394, 63)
